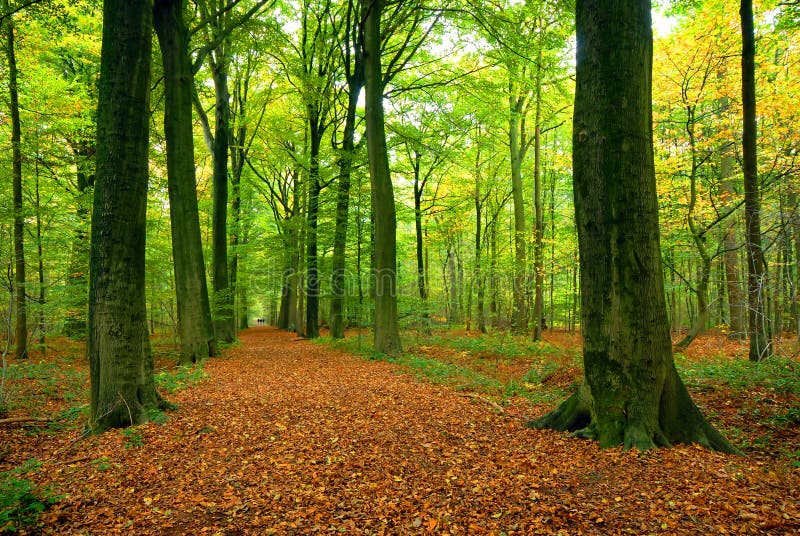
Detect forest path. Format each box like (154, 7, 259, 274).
(38, 327, 798, 534)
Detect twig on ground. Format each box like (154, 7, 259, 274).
(459, 392, 505, 414)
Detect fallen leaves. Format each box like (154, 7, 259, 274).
(1, 327, 799, 534)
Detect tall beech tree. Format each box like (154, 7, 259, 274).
(192, 0, 270, 342)
(740, 0, 771, 362)
(89, 0, 166, 430)
(154, 0, 217, 364)
(329, 0, 364, 339)
(530, 0, 736, 452)
(363, 0, 400, 354)
(3, 1, 26, 359)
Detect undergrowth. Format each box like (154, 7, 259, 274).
(0, 460, 62, 533)
(675, 354, 800, 395)
(154, 364, 209, 393)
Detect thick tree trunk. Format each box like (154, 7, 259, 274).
(4, 12, 26, 359)
(740, 0, 772, 361)
(154, 0, 217, 364)
(530, 0, 736, 453)
(363, 0, 401, 355)
(90, 0, 166, 432)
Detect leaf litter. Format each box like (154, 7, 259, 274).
(3, 327, 798, 534)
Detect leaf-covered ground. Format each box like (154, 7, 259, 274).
(2, 326, 799, 534)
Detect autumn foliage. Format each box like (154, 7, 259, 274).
(1, 327, 798, 534)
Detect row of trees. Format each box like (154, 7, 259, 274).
(0, 0, 796, 446)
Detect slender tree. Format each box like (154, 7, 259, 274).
(740, 0, 771, 361)
(330, 0, 364, 339)
(530, 0, 736, 453)
(89, 0, 166, 431)
(154, 0, 217, 364)
(3, 1, 26, 359)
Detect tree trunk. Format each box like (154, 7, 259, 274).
(363, 0, 401, 355)
(64, 139, 93, 340)
(4, 10, 26, 360)
(305, 120, 322, 339)
(210, 42, 235, 343)
(721, 163, 746, 339)
(490, 219, 498, 327)
(330, 0, 363, 340)
(509, 86, 528, 334)
(740, 0, 772, 361)
(90, 0, 167, 432)
(532, 56, 545, 341)
(154, 0, 217, 364)
(34, 161, 45, 347)
(413, 158, 430, 333)
(475, 172, 486, 334)
(530, 0, 736, 453)
(790, 191, 800, 337)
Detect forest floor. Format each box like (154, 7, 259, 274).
(1, 326, 799, 534)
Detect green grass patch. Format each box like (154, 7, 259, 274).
(676, 354, 800, 394)
(424, 332, 561, 359)
(120, 427, 145, 449)
(155, 364, 208, 394)
(391, 353, 504, 392)
(0, 460, 62, 533)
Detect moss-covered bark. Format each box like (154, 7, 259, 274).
(529, 0, 737, 454)
(363, 0, 401, 356)
(89, 0, 166, 432)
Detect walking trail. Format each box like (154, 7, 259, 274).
(33, 327, 799, 534)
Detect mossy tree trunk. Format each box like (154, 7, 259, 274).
(529, 0, 737, 454)
(740, 0, 772, 362)
(3, 7, 26, 360)
(363, 0, 401, 355)
(89, 0, 167, 432)
(154, 0, 217, 364)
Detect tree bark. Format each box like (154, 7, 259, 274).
(4, 9, 26, 359)
(330, 3, 363, 339)
(305, 119, 322, 339)
(90, 0, 166, 432)
(740, 0, 772, 361)
(34, 160, 45, 347)
(721, 155, 746, 339)
(509, 83, 528, 334)
(63, 139, 93, 340)
(530, 0, 736, 453)
(474, 161, 486, 334)
(532, 53, 545, 341)
(154, 0, 217, 364)
(363, 0, 401, 355)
